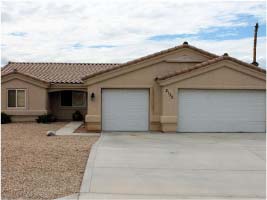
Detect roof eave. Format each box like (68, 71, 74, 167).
(157, 55, 266, 82)
(1, 71, 50, 88)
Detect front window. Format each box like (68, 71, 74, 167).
(72, 91, 86, 107)
(8, 89, 26, 108)
(61, 91, 86, 107)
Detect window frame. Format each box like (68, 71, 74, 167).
(60, 91, 86, 108)
(7, 89, 27, 109)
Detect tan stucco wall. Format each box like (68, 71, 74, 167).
(1, 78, 48, 121)
(85, 57, 266, 132)
(49, 91, 87, 120)
(85, 48, 214, 131)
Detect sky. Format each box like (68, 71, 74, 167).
(1, 0, 266, 68)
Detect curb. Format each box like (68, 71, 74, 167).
(80, 133, 104, 193)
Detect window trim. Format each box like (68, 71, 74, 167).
(60, 91, 86, 108)
(7, 89, 27, 109)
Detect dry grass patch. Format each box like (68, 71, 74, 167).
(1, 122, 99, 199)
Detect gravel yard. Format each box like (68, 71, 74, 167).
(1, 122, 99, 199)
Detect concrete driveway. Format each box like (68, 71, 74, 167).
(80, 133, 265, 199)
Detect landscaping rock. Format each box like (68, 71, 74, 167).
(47, 131, 56, 136)
(2, 122, 99, 199)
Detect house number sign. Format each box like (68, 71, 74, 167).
(165, 89, 173, 99)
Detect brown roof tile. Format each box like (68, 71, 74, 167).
(3, 43, 262, 84)
(157, 54, 266, 81)
(1, 62, 120, 84)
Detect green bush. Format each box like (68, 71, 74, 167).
(36, 114, 57, 123)
(1, 112, 11, 124)
(72, 111, 83, 121)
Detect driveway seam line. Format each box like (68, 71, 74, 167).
(242, 147, 266, 161)
(89, 167, 265, 171)
(80, 191, 265, 198)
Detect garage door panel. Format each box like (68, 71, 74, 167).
(177, 90, 266, 132)
(102, 89, 149, 131)
(179, 119, 265, 132)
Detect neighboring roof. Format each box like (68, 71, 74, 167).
(156, 54, 266, 81)
(81, 42, 219, 80)
(1, 62, 120, 84)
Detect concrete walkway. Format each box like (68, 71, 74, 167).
(55, 121, 99, 136)
(57, 132, 265, 199)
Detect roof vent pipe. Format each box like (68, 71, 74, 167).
(252, 23, 259, 66)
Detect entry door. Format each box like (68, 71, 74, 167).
(102, 89, 149, 131)
(177, 89, 266, 132)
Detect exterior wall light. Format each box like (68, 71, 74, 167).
(91, 92, 95, 101)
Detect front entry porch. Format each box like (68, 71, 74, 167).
(48, 90, 87, 121)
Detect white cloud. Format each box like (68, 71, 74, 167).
(1, 0, 266, 67)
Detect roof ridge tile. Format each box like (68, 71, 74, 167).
(3, 61, 120, 65)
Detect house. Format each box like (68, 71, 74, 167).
(1, 42, 266, 132)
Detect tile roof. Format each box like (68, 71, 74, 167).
(156, 54, 266, 81)
(81, 42, 219, 80)
(2, 43, 263, 84)
(1, 62, 120, 84)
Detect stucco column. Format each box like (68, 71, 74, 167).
(45, 89, 50, 113)
(160, 86, 177, 132)
(85, 86, 101, 132)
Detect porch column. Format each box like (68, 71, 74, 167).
(160, 86, 177, 132)
(85, 86, 101, 132)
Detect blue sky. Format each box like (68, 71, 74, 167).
(148, 14, 266, 41)
(148, 21, 266, 41)
(1, 0, 266, 67)
(8, 32, 28, 37)
(72, 43, 117, 49)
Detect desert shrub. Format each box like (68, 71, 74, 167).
(1, 112, 11, 124)
(72, 111, 83, 121)
(36, 114, 57, 123)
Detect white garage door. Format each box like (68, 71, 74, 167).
(102, 89, 149, 131)
(177, 89, 266, 132)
